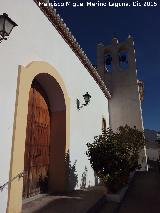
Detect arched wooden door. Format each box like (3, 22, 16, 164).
(23, 81, 50, 199)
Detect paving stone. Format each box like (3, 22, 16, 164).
(22, 188, 105, 213)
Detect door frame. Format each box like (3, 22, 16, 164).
(7, 61, 70, 213)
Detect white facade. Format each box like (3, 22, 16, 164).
(146, 141, 160, 161)
(0, 1, 109, 212)
(0, 0, 146, 212)
(147, 148, 160, 161)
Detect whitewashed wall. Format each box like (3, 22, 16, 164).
(147, 148, 160, 161)
(0, 0, 109, 212)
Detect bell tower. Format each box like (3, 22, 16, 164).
(97, 35, 144, 131)
(97, 36, 147, 170)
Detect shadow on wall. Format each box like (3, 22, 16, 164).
(80, 166, 88, 189)
(65, 151, 78, 191)
(65, 152, 93, 191)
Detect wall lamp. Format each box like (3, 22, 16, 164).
(77, 92, 91, 110)
(0, 13, 18, 43)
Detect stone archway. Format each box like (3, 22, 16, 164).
(7, 62, 70, 213)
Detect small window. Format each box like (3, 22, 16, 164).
(102, 118, 106, 130)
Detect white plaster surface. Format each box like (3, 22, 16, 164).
(0, 0, 109, 212)
(147, 148, 160, 161)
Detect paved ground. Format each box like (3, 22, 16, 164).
(22, 163, 160, 213)
(118, 166, 160, 213)
(100, 162, 160, 213)
(22, 187, 105, 213)
(98, 201, 118, 213)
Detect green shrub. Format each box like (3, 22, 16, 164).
(86, 125, 146, 192)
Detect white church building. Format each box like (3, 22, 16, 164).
(0, 0, 147, 212)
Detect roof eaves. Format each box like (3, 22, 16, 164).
(34, 0, 111, 99)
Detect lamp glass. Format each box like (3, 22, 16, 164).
(84, 95, 89, 103)
(4, 17, 15, 36)
(0, 15, 5, 34)
(0, 13, 17, 39)
(83, 92, 91, 104)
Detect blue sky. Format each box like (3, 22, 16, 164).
(53, 0, 160, 131)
